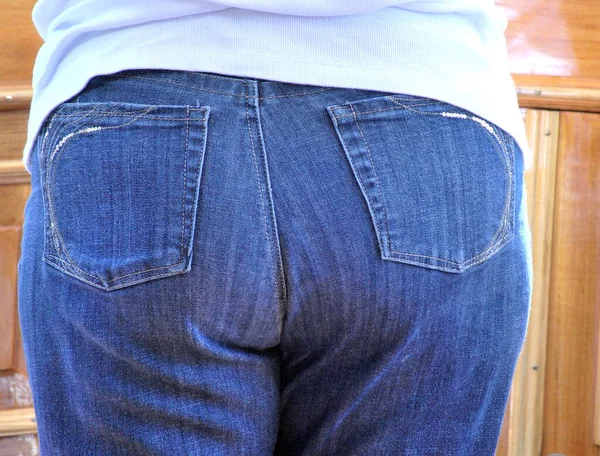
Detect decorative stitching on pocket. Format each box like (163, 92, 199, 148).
(329, 102, 439, 120)
(40, 103, 209, 289)
(328, 97, 516, 273)
(43, 107, 104, 268)
(382, 100, 515, 270)
(48, 105, 104, 150)
(45, 107, 160, 280)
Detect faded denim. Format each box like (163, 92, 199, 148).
(17, 68, 533, 455)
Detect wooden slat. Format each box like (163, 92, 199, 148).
(515, 85, 600, 113)
(0, 161, 30, 186)
(11, 320, 27, 377)
(0, 109, 31, 161)
(543, 111, 600, 456)
(0, 83, 32, 112)
(0, 407, 36, 438)
(514, 75, 600, 91)
(0, 228, 22, 370)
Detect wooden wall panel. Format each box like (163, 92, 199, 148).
(0, 179, 32, 445)
(498, 0, 600, 80)
(497, 109, 560, 456)
(2, 0, 42, 81)
(0, 408, 37, 438)
(542, 111, 600, 456)
(0, 185, 30, 226)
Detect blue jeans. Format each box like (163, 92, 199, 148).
(17, 68, 532, 455)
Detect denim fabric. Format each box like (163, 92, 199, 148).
(17, 68, 533, 455)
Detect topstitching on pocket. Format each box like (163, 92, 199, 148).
(38, 101, 210, 290)
(326, 94, 516, 273)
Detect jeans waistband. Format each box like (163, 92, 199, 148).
(81, 68, 396, 102)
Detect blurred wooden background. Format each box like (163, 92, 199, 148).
(1, 0, 599, 454)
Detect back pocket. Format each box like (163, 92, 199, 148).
(38, 101, 210, 290)
(326, 94, 516, 273)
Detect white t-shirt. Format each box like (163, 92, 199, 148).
(23, 0, 531, 173)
